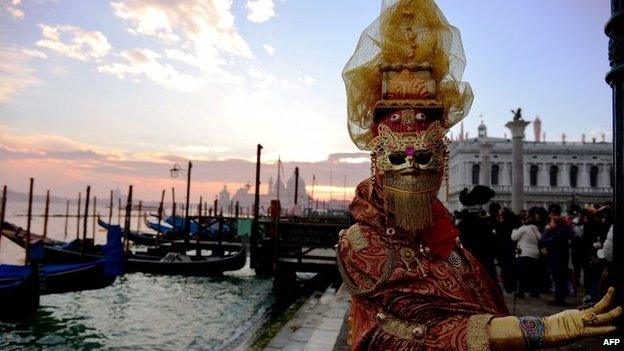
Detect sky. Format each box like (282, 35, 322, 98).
(0, 0, 615, 201)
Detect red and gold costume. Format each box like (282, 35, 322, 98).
(338, 179, 508, 350)
(339, 0, 621, 350)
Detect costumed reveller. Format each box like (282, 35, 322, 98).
(336, 0, 622, 350)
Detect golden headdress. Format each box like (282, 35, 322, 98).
(343, 0, 473, 150)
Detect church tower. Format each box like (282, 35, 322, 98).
(534, 116, 542, 142)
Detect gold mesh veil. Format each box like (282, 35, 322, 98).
(343, 0, 473, 150)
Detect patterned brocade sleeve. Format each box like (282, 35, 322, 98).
(336, 224, 395, 297)
(467, 314, 495, 351)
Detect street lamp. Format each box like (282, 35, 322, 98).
(170, 161, 193, 248)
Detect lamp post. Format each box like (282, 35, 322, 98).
(171, 161, 192, 248)
(607, 0, 624, 305)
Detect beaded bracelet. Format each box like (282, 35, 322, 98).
(518, 316, 545, 349)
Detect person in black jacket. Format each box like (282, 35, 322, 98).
(540, 216, 573, 306)
(456, 186, 499, 283)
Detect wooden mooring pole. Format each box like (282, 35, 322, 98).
(171, 187, 176, 219)
(197, 197, 202, 258)
(251, 144, 262, 270)
(43, 190, 50, 238)
(64, 200, 69, 238)
(117, 197, 122, 225)
(108, 190, 113, 224)
(123, 186, 133, 254)
(137, 201, 142, 233)
(156, 189, 165, 249)
(0, 185, 7, 249)
(25, 178, 33, 264)
(81, 186, 90, 259)
(92, 196, 97, 240)
(76, 192, 81, 240)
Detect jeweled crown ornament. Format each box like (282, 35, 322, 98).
(343, 0, 473, 150)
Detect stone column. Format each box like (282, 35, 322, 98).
(479, 141, 494, 186)
(506, 120, 531, 213)
(579, 162, 589, 187)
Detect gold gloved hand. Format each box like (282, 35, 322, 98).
(488, 287, 621, 350)
(541, 287, 621, 347)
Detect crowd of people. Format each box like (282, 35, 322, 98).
(454, 193, 614, 308)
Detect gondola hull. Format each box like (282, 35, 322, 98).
(41, 245, 246, 276)
(126, 249, 247, 276)
(39, 260, 117, 295)
(0, 265, 39, 322)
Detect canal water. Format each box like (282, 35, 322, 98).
(0, 198, 276, 350)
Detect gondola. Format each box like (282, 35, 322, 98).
(98, 218, 242, 250)
(1, 223, 125, 294)
(0, 226, 124, 322)
(98, 218, 166, 246)
(3, 222, 246, 276)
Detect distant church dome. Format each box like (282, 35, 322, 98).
(286, 173, 306, 191)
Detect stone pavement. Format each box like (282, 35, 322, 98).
(267, 283, 612, 350)
(264, 285, 349, 351)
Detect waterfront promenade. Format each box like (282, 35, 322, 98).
(265, 285, 604, 351)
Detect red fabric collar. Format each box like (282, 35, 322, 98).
(350, 179, 459, 258)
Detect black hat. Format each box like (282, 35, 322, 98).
(459, 185, 496, 207)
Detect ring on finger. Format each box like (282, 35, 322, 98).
(581, 312, 598, 326)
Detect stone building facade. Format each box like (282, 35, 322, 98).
(445, 122, 613, 212)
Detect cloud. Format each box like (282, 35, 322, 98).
(248, 66, 276, 88)
(21, 48, 47, 58)
(173, 145, 231, 154)
(97, 48, 205, 91)
(246, 0, 276, 24)
(298, 71, 316, 86)
(0, 47, 42, 103)
(262, 44, 275, 56)
(0, 122, 370, 201)
(3, 0, 24, 19)
(111, 0, 252, 62)
(36, 24, 111, 61)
